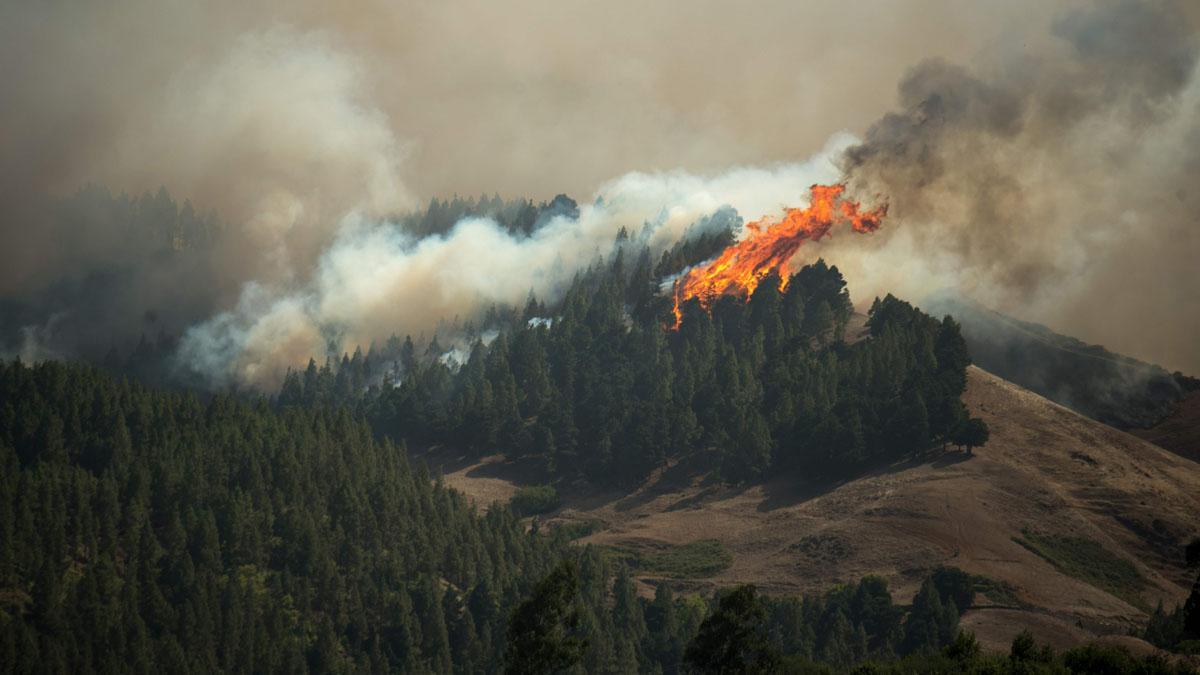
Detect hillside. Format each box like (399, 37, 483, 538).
(922, 294, 1194, 434)
(1133, 391, 1200, 464)
(8, 359, 1058, 672)
(431, 366, 1200, 653)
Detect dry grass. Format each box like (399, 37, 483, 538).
(419, 449, 521, 506)
(1013, 530, 1146, 609)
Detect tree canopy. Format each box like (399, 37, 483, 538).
(285, 253, 987, 489)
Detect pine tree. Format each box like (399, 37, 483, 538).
(504, 561, 587, 674)
(684, 585, 779, 674)
(817, 608, 858, 668)
(646, 585, 685, 673)
(610, 565, 648, 671)
(1184, 538, 1200, 641)
(901, 579, 957, 655)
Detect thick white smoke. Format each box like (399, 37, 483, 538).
(177, 134, 859, 387)
(6, 0, 1196, 378)
(0, 24, 418, 364)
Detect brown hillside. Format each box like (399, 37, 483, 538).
(1134, 390, 1200, 463)
(427, 366, 1200, 651)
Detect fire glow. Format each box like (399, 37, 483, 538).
(671, 184, 887, 327)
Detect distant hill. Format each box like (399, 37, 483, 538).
(435, 366, 1200, 654)
(1130, 391, 1200, 463)
(922, 294, 1199, 440)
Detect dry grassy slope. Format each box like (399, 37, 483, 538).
(435, 366, 1200, 652)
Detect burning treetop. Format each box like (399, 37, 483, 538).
(672, 183, 886, 327)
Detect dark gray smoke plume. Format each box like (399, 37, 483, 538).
(835, 0, 1200, 373)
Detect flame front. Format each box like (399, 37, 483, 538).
(671, 183, 886, 327)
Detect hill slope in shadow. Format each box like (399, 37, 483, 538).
(923, 294, 1199, 462)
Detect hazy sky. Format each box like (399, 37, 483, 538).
(0, 0, 1071, 206)
(2, 0, 1197, 377)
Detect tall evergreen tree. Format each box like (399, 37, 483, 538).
(504, 561, 588, 675)
(684, 585, 780, 674)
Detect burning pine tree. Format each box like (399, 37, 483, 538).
(672, 183, 886, 327)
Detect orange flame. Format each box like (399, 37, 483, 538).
(671, 183, 886, 328)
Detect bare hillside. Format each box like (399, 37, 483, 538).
(429, 366, 1200, 651)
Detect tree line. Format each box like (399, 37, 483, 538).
(510, 559, 1197, 675)
(0, 358, 977, 673)
(3, 359, 1192, 672)
(1143, 538, 1200, 656)
(399, 193, 581, 240)
(0, 360, 573, 671)
(283, 248, 989, 487)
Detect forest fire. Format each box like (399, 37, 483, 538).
(671, 183, 886, 327)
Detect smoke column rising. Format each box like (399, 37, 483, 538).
(2, 0, 1198, 380)
(831, 0, 1200, 373)
(177, 138, 856, 387)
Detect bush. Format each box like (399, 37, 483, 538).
(510, 484, 560, 516)
(641, 540, 734, 578)
(943, 631, 981, 662)
(604, 540, 734, 579)
(931, 566, 975, 611)
(972, 574, 1024, 608)
(1010, 629, 1053, 664)
(1015, 531, 1145, 607)
(553, 519, 601, 541)
(1061, 643, 1146, 674)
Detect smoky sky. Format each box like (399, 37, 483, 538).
(1, 0, 1198, 379)
(836, 0, 1200, 374)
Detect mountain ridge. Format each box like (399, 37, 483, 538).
(430, 365, 1200, 652)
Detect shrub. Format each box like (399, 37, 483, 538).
(510, 484, 560, 516)
(553, 519, 601, 541)
(931, 566, 975, 611)
(639, 540, 734, 578)
(1015, 530, 1145, 607)
(603, 540, 734, 579)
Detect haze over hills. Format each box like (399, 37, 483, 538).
(5, 0, 1200, 384)
(2, 0, 1200, 672)
(923, 294, 1200, 461)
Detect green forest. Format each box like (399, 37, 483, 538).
(1, 356, 1196, 673)
(0, 360, 983, 672)
(2, 190, 1197, 673)
(283, 251, 988, 487)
